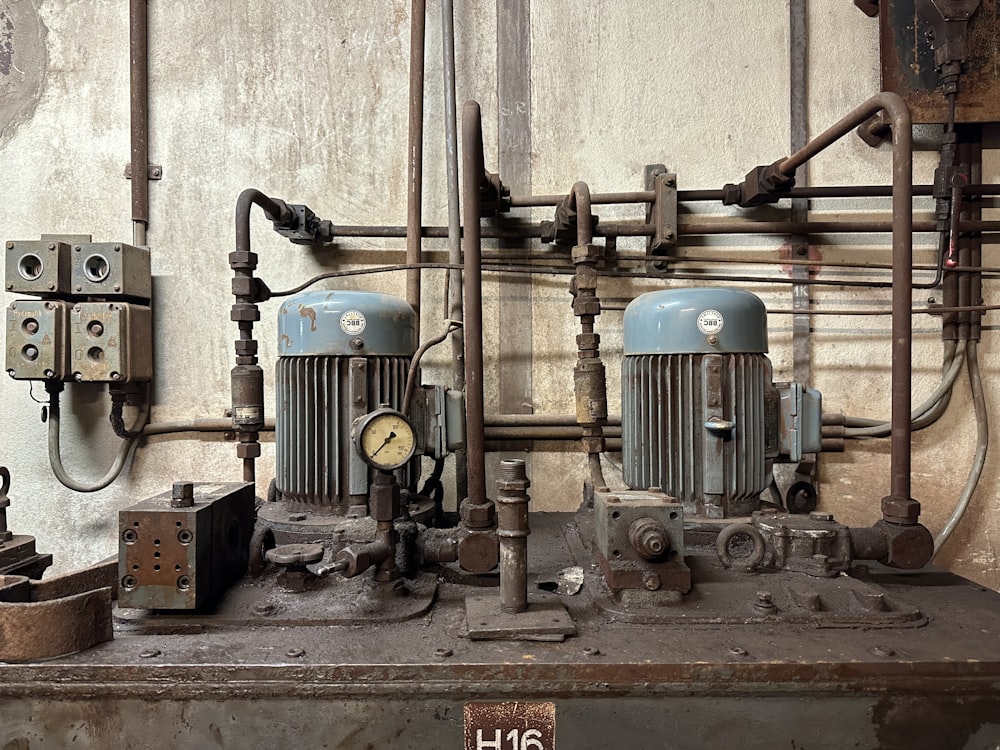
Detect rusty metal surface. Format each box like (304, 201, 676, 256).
(118, 482, 253, 610)
(880, 0, 1000, 123)
(465, 593, 575, 642)
(2, 515, 1000, 747)
(0, 559, 115, 662)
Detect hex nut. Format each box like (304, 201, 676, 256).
(571, 243, 602, 264)
(235, 442, 262, 459)
(460, 499, 496, 528)
(880, 496, 921, 524)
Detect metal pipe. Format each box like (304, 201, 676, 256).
(462, 101, 487, 507)
(441, 0, 466, 505)
(406, 0, 427, 316)
(232, 188, 289, 485)
(129, 0, 149, 247)
(264, 217, 999, 240)
(768, 93, 916, 511)
(496, 459, 530, 614)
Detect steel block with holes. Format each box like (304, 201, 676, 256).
(118, 483, 254, 610)
(69, 302, 152, 382)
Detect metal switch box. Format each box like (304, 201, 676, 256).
(69, 302, 152, 382)
(70, 242, 151, 301)
(5, 300, 71, 380)
(4, 240, 73, 296)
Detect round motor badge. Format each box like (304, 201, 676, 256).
(340, 310, 367, 335)
(697, 309, 724, 336)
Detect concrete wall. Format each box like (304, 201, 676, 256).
(1, 0, 998, 588)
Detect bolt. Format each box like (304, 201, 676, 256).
(707, 335, 719, 345)
(121, 575, 137, 589)
(729, 647, 748, 657)
(796, 247, 808, 256)
(6, 284, 12, 290)
(114, 245, 121, 252)
(286, 648, 305, 658)
(88, 321, 104, 337)
(48, 283, 56, 291)
(139, 649, 161, 659)
(434, 648, 453, 659)
(871, 645, 895, 658)
(74, 245, 82, 251)
(642, 572, 661, 591)
(122, 528, 138, 544)
(810, 511, 833, 522)
(43, 369, 54, 378)
(350, 337, 364, 350)
(24, 320, 38, 334)
(23, 346, 38, 361)
(110, 371, 121, 381)
(5, 242, 13, 250)
(151, 167, 162, 178)
(754, 590, 776, 613)
(47, 243, 55, 251)
(582, 646, 601, 657)
(177, 529, 193, 544)
(176, 576, 191, 590)
(74, 372, 83, 382)
(113, 284, 121, 292)
(171, 482, 194, 508)
(664, 231, 675, 240)
(75, 285, 83, 292)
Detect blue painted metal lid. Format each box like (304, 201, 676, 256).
(623, 288, 768, 355)
(277, 290, 417, 356)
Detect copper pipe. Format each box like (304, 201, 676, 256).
(462, 101, 486, 506)
(129, 0, 149, 246)
(405, 0, 426, 315)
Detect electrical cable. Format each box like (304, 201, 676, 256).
(46, 384, 150, 493)
(844, 341, 965, 438)
(402, 319, 462, 417)
(934, 340, 988, 556)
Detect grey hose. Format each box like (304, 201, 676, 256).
(934, 341, 988, 556)
(845, 341, 965, 438)
(48, 388, 149, 493)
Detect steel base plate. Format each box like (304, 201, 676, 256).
(465, 593, 576, 641)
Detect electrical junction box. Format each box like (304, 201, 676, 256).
(5, 299, 71, 381)
(69, 302, 152, 382)
(4, 240, 73, 297)
(70, 242, 151, 301)
(118, 483, 254, 610)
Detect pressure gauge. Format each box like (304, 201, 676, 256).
(352, 407, 417, 472)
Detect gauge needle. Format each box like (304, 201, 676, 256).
(370, 431, 397, 459)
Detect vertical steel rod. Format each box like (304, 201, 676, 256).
(129, 0, 149, 246)
(462, 101, 487, 507)
(406, 0, 426, 317)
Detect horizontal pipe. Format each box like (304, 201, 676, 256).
(304, 217, 999, 241)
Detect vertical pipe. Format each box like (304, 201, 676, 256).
(777, 93, 912, 508)
(129, 0, 149, 247)
(406, 0, 427, 317)
(971, 136, 983, 341)
(496, 459, 530, 614)
(462, 101, 487, 506)
(441, 0, 467, 503)
(957, 140, 971, 342)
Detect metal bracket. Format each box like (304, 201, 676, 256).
(644, 164, 678, 257)
(123, 164, 163, 180)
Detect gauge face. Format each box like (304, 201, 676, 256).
(354, 408, 417, 471)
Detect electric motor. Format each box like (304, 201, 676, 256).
(273, 290, 417, 515)
(621, 288, 775, 519)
